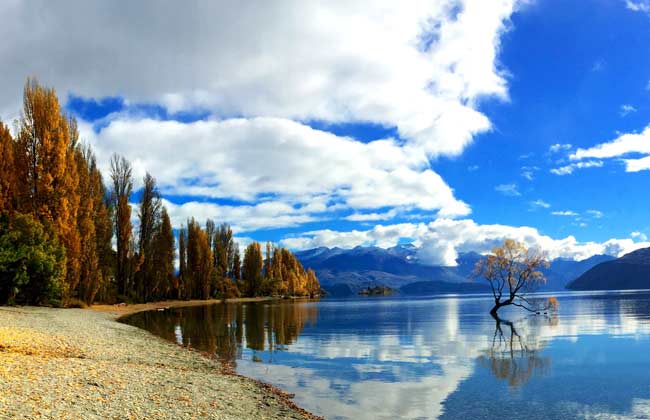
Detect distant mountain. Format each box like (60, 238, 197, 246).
(567, 248, 650, 290)
(296, 245, 611, 296)
(541, 254, 616, 291)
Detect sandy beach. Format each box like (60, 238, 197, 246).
(0, 303, 318, 419)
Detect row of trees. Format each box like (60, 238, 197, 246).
(0, 78, 320, 306)
(177, 221, 321, 300)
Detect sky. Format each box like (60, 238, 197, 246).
(2, 0, 650, 265)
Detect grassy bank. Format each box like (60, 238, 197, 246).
(0, 305, 318, 419)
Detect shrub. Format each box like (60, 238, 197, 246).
(0, 213, 67, 305)
(65, 298, 88, 309)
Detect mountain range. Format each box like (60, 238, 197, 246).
(296, 245, 616, 296)
(567, 247, 650, 291)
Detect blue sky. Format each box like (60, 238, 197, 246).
(2, 0, 650, 264)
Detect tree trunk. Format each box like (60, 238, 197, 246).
(490, 299, 512, 317)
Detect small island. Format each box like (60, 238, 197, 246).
(358, 286, 395, 296)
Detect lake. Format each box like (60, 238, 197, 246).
(122, 291, 650, 419)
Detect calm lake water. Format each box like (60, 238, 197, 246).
(122, 291, 650, 419)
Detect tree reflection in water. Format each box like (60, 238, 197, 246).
(122, 301, 318, 364)
(477, 315, 556, 388)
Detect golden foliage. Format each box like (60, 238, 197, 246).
(475, 239, 549, 314)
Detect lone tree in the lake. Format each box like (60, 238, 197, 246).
(474, 239, 551, 317)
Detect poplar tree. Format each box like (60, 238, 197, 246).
(110, 154, 133, 298)
(15, 79, 81, 297)
(0, 122, 16, 214)
(178, 227, 187, 299)
(152, 207, 174, 300)
(137, 172, 162, 301)
(233, 245, 242, 284)
(243, 242, 263, 296)
(76, 145, 100, 303)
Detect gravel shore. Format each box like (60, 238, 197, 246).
(0, 306, 316, 419)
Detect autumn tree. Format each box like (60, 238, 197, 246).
(110, 154, 133, 298)
(151, 207, 175, 300)
(13, 79, 82, 298)
(186, 218, 214, 299)
(232, 245, 241, 284)
(243, 242, 263, 296)
(213, 222, 235, 296)
(474, 239, 552, 317)
(91, 161, 114, 304)
(136, 173, 162, 301)
(75, 145, 101, 304)
(0, 122, 16, 214)
(178, 227, 187, 299)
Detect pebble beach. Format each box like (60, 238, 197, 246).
(0, 305, 317, 419)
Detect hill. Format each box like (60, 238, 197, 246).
(567, 248, 650, 290)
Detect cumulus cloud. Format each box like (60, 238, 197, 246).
(625, 155, 650, 172)
(494, 183, 521, 196)
(82, 117, 470, 222)
(550, 160, 603, 175)
(0, 0, 524, 160)
(571, 126, 650, 160)
(281, 218, 650, 265)
(160, 199, 322, 233)
(0, 0, 535, 233)
(345, 209, 400, 222)
(567, 126, 650, 173)
(631, 231, 649, 241)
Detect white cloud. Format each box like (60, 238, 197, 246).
(567, 125, 650, 172)
(82, 117, 470, 220)
(521, 165, 539, 181)
(626, 0, 650, 12)
(345, 209, 400, 222)
(467, 165, 480, 172)
(550, 160, 603, 175)
(0, 0, 524, 161)
(281, 218, 650, 265)
(571, 126, 650, 160)
(551, 210, 578, 216)
(620, 104, 638, 117)
(530, 199, 551, 209)
(494, 183, 521, 196)
(0, 0, 535, 234)
(590, 59, 605, 72)
(160, 199, 320, 233)
(631, 231, 648, 241)
(586, 209, 604, 219)
(549, 143, 572, 153)
(624, 155, 650, 172)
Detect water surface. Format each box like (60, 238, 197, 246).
(123, 291, 650, 419)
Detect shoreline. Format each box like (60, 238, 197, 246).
(91, 296, 279, 318)
(0, 303, 322, 419)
